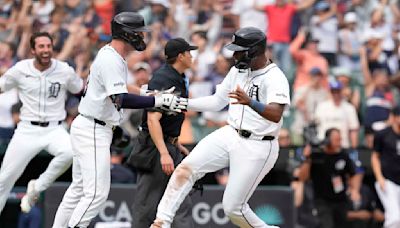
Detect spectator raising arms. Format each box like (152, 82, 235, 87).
(254, 0, 316, 75)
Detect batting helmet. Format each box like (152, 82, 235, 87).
(111, 12, 150, 51)
(225, 27, 267, 69)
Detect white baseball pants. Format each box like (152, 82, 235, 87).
(375, 180, 400, 228)
(53, 115, 113, 228)
(0, 121, 72, 213)
(156, 125, 279, 228)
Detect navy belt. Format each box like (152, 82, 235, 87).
(94, 118, 106, 126)
(235, 129, 275, 141)
(79, 114, 116, 130)
(30, 121, 62, 127)
(93, 118, 117, 131)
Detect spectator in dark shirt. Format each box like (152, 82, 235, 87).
(110, 146, 135, 184)
(298, 128, 359, 228)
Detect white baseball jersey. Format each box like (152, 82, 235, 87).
(217, 63, 291, 136)
(0, 59, 83, 122)
(78, 45, 128, 125)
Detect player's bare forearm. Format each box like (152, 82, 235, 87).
(256, 103, 285, 123)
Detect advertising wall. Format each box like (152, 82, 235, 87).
(44, 183, 295, 228)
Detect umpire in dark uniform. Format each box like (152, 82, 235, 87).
(130, 38, 196, 228)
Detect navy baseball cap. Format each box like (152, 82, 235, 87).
(165, 38, 198, 60)
(329, 80, 343, 90)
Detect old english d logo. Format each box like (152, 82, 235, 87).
(48, 82, 61, 98)
(248, 83, 260, 101)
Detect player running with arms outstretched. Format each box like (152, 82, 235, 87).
(151, 27, 290, 228)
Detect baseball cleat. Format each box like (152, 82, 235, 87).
(20, 180, 39, 213)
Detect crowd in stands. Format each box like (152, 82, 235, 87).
(1, 0, 400, 227)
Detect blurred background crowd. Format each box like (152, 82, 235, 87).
(1, 0, 400, 227)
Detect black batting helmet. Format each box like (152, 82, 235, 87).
(111, 12, 150, 51)
(225, 27, 267, 69)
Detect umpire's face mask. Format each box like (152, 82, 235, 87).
(233, 51, 252, 70)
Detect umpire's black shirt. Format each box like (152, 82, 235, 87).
(310, 150, 356, 202)
(374, 127, 400, 185)
(141, 64, 188, 137)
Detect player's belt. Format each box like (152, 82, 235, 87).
(234, 128, 275, 141)
(30, 121, 62, 127)
(79, 114, 116, 130)
(93, 118, 117, 131)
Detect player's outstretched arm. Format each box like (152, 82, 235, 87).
(186, 95, 228, 112)
(228, 86, 285, 123)
(110, 92, 187, 112)
(111, 93, 155, 109)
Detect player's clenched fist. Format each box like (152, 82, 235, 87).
(154, 93, 188, 112)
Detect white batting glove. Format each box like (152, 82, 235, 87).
(154, 93, 188, 113)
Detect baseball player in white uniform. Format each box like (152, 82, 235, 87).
(0, 32, 83, 214)
(52, 12, 186, 228)
(151, 27, 290, 228)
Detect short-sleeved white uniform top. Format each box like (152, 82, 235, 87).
(78, 45, 128, 125)
(215, 63, 291, 137)
(0, 59, 83, 122)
